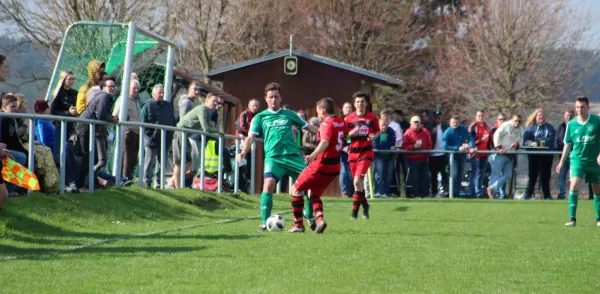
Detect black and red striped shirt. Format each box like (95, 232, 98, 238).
(345, 112, 380, 161)
(309, 116, 348, 176)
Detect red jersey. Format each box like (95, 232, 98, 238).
(309, 116, 348, 175)
(344, 112, 380, 161)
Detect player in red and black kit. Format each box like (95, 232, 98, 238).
(290, 97, 348, 233)
(344, 92, 380, 220)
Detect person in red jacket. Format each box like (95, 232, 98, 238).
(402, 115, 433, 197)
(469, 109, 491, 197)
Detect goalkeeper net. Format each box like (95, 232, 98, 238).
(45, 21, 177, 179)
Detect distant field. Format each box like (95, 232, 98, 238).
(1, 188, 599, 293)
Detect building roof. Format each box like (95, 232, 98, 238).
(174, 69, 241, 105)
(207, 50, 403, 86)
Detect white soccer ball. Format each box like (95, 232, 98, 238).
(266, 214, 285, 232)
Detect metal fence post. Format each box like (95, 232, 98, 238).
(218, 136, 224, 193)
(180, 131, 187, 189)
(449, 152, 455, 199)
(160, 129, 166, 189)
(139, 126, 145, 188)
(250, 142, 256, 195)
(200, 134, 206, 190)
(27, 119, 35, 195)
(89, 124, 95, 194)
(234, 138, 240, 193)
(59, 121, 67, 195)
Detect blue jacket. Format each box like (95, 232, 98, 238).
(373, 126, 396, 156)
(443, 125, 475, 151)
(35, 120, 55, 150)
(523, 123, 555, 149)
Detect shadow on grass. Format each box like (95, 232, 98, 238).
(394, 206, 409, 212)
(344, 230, 485, 238)
(0, 245, 209, 260)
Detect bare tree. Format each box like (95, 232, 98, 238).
(435, 0, 598, 116)
(0, 0, 166, 53)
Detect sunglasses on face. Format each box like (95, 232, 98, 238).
(498, 118, 505, 121)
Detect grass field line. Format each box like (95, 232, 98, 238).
(0, 209, 293, 262)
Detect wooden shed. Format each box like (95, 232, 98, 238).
(208, 50, 402, 197)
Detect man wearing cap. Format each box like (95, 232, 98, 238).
(443, 115, 476, 197)
(429, 111, 449, 197)
(402, 115, 432, 198)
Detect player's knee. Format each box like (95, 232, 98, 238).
(290, 185, 302, 196)
(263, 178, 277, 192)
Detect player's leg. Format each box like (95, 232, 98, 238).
(565, 166, 584, 227)
(259, 158, 283, 231)
(588, 166, 600, 226)
(349, 161, 362, 219)
(284, 155, 314, 223)
(310, 180, 332, 233)
(0, 159, 6, 213)
(357, 160, 372, 219)
(289, 180, 307, 233)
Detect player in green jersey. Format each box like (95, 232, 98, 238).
(557, 96, 600, 227)
(238, 83, 318, 232)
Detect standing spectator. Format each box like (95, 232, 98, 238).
(0, 55, 10, 208)
(178, 81, 202, 121)
(373, 116, 396, 197)
(170, 94, 220, 189)
(394, 110, 410, 132)
(50, 71, 78, 163)
(393, 109, 409, 197)
(74, 77, 119, 189)
(402, 115, 432, 198)
(141, 84, 175, 188)
(209, 95, 224, 130)
(236, 99, 260, 137)
(302, 117, 320, 154)
(443, 116, 476, 197)
(76, 60, 105, 114)
(555, 110, 574, 199)
(420, 110, 435, 134)
(112, 79, 142, 182)
(0, 53, 7, 81)
(384, 109, 402, 197)
(339, 102, 354, 198)
(523, 108, 555, 200)
(487, 115, 523, 199)
(429, 111, 449, 197)
(469, 109, 491, 198)
(488, 113, 507, 198)
(34, 100, 79, 193)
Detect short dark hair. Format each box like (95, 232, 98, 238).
(352, 91, 369, 103)
(576, 96, 589, 106)
(2, 93, 17, 108)
(265, 82, 282, 96)
(393, 109, 403, 116)
(450, 115, 460, 121)
(420, 109, 430, 116)
(316, 97, 335, 114)
(103, 76, 116, 84)
(0, 54, 5, 65)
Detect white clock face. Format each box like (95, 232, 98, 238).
(286, 60, 296, 70)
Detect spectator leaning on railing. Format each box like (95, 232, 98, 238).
(443, 115, 476, 198)
(402, 115, 432, 198)
(469, 109, 490, 198)
(429, 111, 449, 198)
(487, 114, 523, 199)
(373, 115, 396, 198)
(523, 108, 555, 200)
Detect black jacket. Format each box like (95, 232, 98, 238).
(51, 87, 79, 134)
(141, 99, 176, 148)
(430, 122, 450, 148)
(556, 122, 568, 151)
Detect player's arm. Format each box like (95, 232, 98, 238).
(556, 123, 571, 173)
(306, 123, 331, 163)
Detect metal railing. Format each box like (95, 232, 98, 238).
(0, 112, 258, 196)
(0, 110, 565, 199)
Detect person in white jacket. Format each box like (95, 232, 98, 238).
(486, 114, 524, 199)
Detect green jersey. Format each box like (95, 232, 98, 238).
(250, 108, 308, 159)
(564, 114, 600, 166)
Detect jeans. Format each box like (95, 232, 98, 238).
(406, 159, 430, 197)
(340, 151, 354, 196)
(469, 157, 488, 197)
(7, 150, 27, 193)
(451, 155, 466, 197)
(558, 157, 570, 198)
(79, 136, 109, 187)
(429, 155, 449, 194)
(489, 154, 513, 196)
(143, 147, 161, 187)
(487, 156, 506, 198)
(374, 155, 394, 195)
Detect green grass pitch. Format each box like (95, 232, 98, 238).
(1, 188, 599, 293)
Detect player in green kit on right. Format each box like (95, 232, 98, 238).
(238, 83, 319, 232)
(557, 96, 600, 227)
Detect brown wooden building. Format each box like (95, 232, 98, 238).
(208, 50, 402, 197)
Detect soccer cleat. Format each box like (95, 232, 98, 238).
(362, 203, 370, 220)
(597, 219, 600, 227)
(350, 211, 358, 220)
(288, 225, 305, 233)
(258, 224, 267, 232)
(565, 220, 576, 227)
(306, 217, 317, 232)
(314, 219, 327, 234)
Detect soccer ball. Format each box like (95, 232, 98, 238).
(266, 214, 285, 232)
